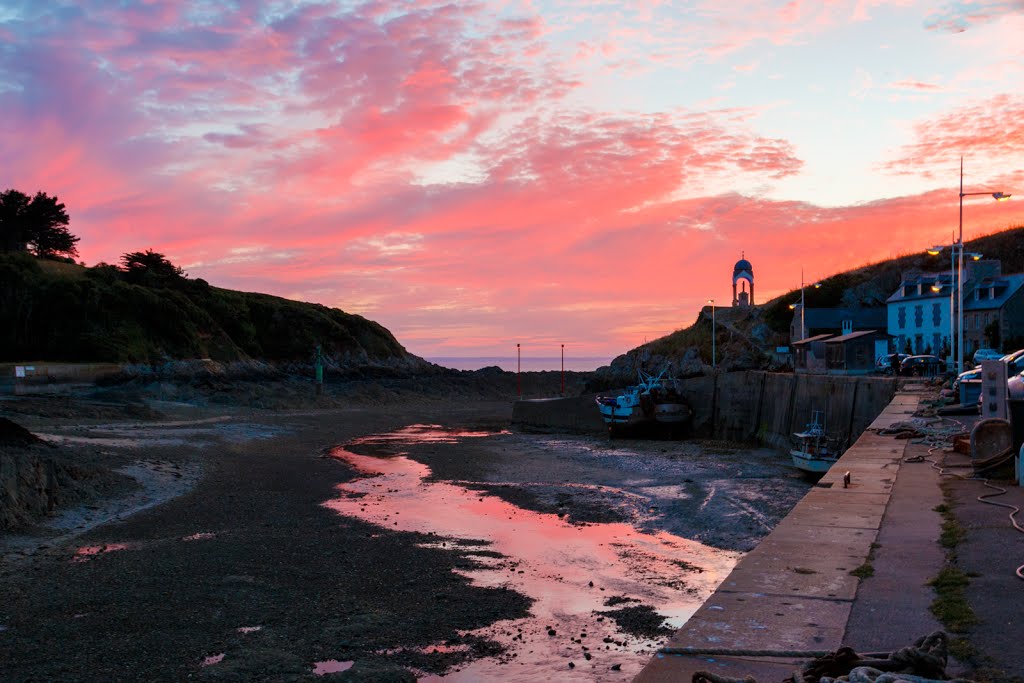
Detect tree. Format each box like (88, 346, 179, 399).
(984, 319, 1001, 350)
(0, 189, 77, 258)
(0, 189, 31, 253)
(120, 249, 185, 286)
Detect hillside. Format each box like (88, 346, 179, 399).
(0, 252, 419, 367)
(592, 223, 1024, 387)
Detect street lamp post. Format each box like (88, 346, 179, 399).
(560, 344, 564, 396)
(517, 343, 521, 398)
(788, 269, 820, 341)
(708, 299, 715, 368)
(927, 241, 956, 369)
(954, 156, 1011, 373)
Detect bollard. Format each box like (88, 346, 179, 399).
(843, 471, 851, 488)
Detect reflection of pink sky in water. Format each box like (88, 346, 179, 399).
(201, 653, 225, 667)
(313, 660, 354, 675)
(72, 543, 131, 562)
(324, 426, 739, 682)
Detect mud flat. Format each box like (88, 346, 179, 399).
(1, 393, 811, 681)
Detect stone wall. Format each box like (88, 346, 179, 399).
(512, 372, 897, 449)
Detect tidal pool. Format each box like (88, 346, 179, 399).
(325, 425, 740, 681)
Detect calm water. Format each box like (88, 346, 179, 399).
(426, 356, 611, 372)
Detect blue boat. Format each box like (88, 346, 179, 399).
(595, 368, 692, 438)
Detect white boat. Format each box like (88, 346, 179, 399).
(790, 410, 839, 474)
(595, 368, 692, 437)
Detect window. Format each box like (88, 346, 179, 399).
(914, 305, 924, 328)
(932, 303, 942, 327)
(898, 306, 906, 329)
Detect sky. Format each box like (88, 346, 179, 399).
(2, 0, 1024, 361)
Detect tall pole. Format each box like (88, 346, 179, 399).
(949, 236, 954, 369)
(517, 343, 521, 397)
(560, 344, 564, 396)
(709, 299, 716, 368)
(800, 268, 806, 341)
(957, 157, 964, 374)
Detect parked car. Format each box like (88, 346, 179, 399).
(973, 348, 1003, 363)
(952, 367, 981, 394)
(876, 353, 909, 375)
(900, 355, 945, 376)
(1008, 371, 1024, 400)
(977, 370, 1024, 411)
(1001, 349, 1024, 376)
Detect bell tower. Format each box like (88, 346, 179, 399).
(732, 253, 754, 307)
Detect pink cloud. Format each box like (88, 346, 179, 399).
(2, 1, 1023, 359)
(924, 1, 1024, 32)
(887, 79, 943, 91)
(883, 94, 1024, 178)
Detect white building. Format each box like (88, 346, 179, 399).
(886, 270, 954, 356)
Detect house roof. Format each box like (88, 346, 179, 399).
(963, 273, 1024, 312)
(825, 329, 888, 343)
(886, 271, 955, 304)
(792, 333, 834, 346)
(803, 307, 887, 329)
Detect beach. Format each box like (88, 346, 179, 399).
(0, 386, 809, 681)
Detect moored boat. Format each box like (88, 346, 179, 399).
(595, 368, 692, 438)
(790, 410, 839, 474)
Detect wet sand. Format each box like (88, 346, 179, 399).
(0, 396, 810, 681)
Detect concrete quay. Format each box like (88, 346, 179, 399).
(634, 388, 956, 682)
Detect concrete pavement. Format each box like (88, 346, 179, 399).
(634, 388, 961, 682)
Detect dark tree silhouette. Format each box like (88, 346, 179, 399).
(120, 249, 185, 285)
(0, 189, 77, 258)
(0, 189, 31, 253)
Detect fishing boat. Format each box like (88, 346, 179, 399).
(595, 368, 692, 438)
(790, 410, 839, 474)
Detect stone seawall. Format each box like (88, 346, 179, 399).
(512, 372, 897, 449)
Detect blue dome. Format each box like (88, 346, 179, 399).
(734, 258, 753, 273)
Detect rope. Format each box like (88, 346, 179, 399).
(662, 647, 888, 658)
(897, 415, 1024, 581)
(686, 632, 974, 683)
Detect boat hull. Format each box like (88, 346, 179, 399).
(790, 449, 838, 474)
(596, 402, 690, 438)
(595, 369, 692, 439)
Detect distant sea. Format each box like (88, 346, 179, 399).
(425, 356, 611, 372)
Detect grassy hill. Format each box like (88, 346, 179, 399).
(0, 253, 417, 366)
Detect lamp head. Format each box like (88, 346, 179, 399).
(993, 192, 1012, 201)
(969, 252, 983, 261)
(931, 284, 942, 292)
(926, 246, 942, 256)
(788, 302, 798, 310)
(813, 282, 822, 289)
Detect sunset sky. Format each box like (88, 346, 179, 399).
(2, 1, 1024, 362)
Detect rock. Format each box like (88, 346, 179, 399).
(0, 418, 42, 447)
